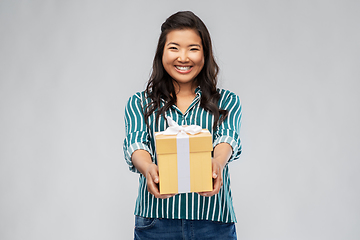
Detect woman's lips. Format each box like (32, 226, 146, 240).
(174, 65, 193, 74)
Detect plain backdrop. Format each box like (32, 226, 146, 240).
(1, 1, 359, 240)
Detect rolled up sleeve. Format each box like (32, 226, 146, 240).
(213, 90, 242, 162)
(123, 93, 154, 173)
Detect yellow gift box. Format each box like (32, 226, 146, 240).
(155, 129, 213, 194)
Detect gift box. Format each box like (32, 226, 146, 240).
(155, 118, 213, 194)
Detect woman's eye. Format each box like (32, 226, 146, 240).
(169, 47, 178, 50)
(190, 48, 200, 51)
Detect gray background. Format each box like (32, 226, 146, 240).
(1, 0, 359, 239)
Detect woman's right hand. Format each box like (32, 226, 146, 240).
(132, 149, 174, 199)
(145, 163, 175, 199)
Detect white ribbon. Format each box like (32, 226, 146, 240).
(160, 116, 202, 135)
(176, 131, 190, 193)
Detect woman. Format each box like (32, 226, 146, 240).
(123, 11, 242, 239)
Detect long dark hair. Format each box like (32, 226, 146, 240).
(144, 11, 228, 130)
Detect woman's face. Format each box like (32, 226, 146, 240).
(162, 29, 204, 87)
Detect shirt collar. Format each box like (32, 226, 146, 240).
(195, 86, 201, 96)
(160, 86, 202, 103)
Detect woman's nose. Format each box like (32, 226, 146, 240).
(177, 51, 189, 62)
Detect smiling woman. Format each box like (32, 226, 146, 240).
(123, 11, 242, 240)
(162, 29, 205, 113)
(143, 11, 227, 130)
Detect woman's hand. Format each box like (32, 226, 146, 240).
(198, 143, 233, 197)
(198, 158, 223, 197)
(145, 163, 175, 199)
(132, 149, 174, 199)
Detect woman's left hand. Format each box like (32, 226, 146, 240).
(197, 143, 232, 197)
(198, 158, 223, 197)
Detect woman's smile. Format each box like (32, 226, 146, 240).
(174, 65, 193, 73)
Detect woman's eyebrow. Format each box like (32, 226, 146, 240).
(189, 44, 201, 48)
(167, 42, 180, 46)
(166, 42, 201, 48)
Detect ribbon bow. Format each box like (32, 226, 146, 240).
(160, 116, 202, 135)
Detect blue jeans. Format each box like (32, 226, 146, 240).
(134, 216, 237, 240)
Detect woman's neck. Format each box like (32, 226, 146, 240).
(173, 81, 197, 114)
(173, 81, 197, 97)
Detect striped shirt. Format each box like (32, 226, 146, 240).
(123, 87, 242, 223)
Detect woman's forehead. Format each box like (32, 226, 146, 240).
(165, 29, 202, 45)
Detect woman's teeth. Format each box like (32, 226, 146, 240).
(176, 66, 191, 71)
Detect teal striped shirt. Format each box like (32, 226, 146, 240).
(123, 87, 242, 223)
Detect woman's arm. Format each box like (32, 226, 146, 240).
(199, 90, 242, 197)
(123, 93, 153, 173)
(124, 93, 174, 199)
(212, 90, 242, 162)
